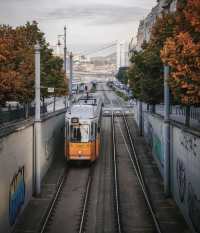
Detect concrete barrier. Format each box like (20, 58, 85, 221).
(143, 112, 164, 177)
(133, 105, 200, 233)
(172, 126, 200, 233)
(0, 124, 33, 233)
(0, 110, 65, 233)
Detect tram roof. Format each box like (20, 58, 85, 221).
(65, 104, 98, 119)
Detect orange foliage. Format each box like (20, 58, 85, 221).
(160, 0, 200, 105)
(0, 25, 35, 104)
(184, 0, 200, 33)
(161, 32, 200, 105)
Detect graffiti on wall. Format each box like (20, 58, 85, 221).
(9, 166, 25, 226)
(146, 121, 163, 166)
(188, 183, 200, 233)
(147, 122, 153, 148)
(180, 133, 199, 158)
(45, 131, 56, 160)
(176, 159, 186, 203)
(177, 132, 200, 232)
(153, 135, 163, 166)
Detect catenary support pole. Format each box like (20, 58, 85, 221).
(69, 52, 73, 98)
(34, 42, 41, 196)
(138, 101, 143, 136)
(64, 26, 67, 74)
(164, 65, 170, 196)
(64, 26, 67, 108)
(35, 42, 41, 122)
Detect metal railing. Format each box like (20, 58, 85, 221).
(0, 96, 68, 125)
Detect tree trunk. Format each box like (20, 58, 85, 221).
(53, 95, 56, 112)
(151, 104, 155, 114)
(185, 106, 190, 127)
(25, 103, 29, 119)
(147, 104, 149, 112)
(42, 96, 45, 113)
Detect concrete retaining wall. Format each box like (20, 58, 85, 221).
(0, 110, 65, 233)
(133, 103, 200, 233)
(0, 124, 34, 233)
(39, 113, 65, 179)
(172, 126, 200, 233)
(143, 112, 164, 176)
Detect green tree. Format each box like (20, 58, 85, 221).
(128, 13, 176, 107)
(116, 67, 129, 84)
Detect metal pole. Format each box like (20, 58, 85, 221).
(69, 52, 73, 98)
(34, 42, 41, 196)
(139, 101, 143, 136)
(164, 65, 170, 196)
(64, 26, 67, 74)
(35, 42, 41, 121)
(64, 26, 68, 109)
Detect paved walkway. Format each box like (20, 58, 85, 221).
(127, 116, 191, 233)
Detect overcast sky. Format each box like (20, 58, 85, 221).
(0, 0, 156, 53)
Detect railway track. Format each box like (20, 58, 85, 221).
(111, 110, 163, 233)
(39, 164, 94, 233)
(111, 112, 122, 233)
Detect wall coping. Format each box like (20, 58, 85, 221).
(144, 110, 200, 138)
(0, 109, 66, 139)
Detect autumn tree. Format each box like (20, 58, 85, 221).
(0, 21, 67, 109)
(161, 0, 200, 125)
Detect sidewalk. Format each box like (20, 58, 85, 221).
(13, 156, 66, 233)
(127, 116, 191, 233)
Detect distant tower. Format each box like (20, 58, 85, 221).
(117, 41, 126, 70)
(57, 39, 62, 57)
(121, 42, 125, 67)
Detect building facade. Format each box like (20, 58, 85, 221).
(136, 0, 177, 51)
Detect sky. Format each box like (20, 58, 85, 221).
(0, 0, 157, 54)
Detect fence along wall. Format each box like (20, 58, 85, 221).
(0, 110, 65, 233)
(133, 103, 200, 233)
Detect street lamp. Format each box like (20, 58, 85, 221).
(57, 26, 68, 108)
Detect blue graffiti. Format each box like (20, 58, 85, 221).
(9, 166, 25, 226)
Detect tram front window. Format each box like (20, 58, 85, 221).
(70, 125, 89, 142)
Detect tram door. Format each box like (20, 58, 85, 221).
(95, 122, 100, 158)
(91, 122, 96, 160)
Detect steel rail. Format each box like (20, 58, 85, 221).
(111, 112, 122, 233)
(40, 168, 68, 233)
(78, 167, 93, 233)
(122, 112, 162, 233)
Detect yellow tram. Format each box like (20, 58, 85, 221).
(65, 94, 103, 162)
